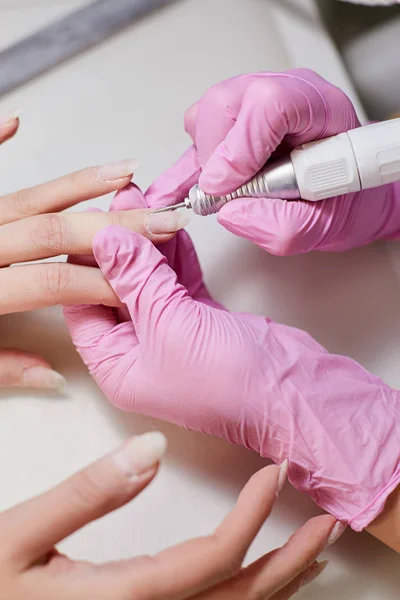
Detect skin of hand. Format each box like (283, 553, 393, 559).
(144, 69, 400, 255)
(0, 432, 340, 600)
(0, 114, 187, 390)
(64, 182, 399, 540)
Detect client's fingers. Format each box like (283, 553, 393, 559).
(0, 349, 65, 390)
(1, 432, 166, 567)
(0, 263, 120, 314)
(0, 113, 19, 145)
(197, 515, 336, 599)
(0, 160, 139, 226)
(0, 208, 185, 266)
(110, 466, 281, 600)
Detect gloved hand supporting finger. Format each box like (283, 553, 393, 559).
(93, 227, 196, 337)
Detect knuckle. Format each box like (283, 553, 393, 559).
(247, 79, 291, 128)
(248, 78, 281, 103)
(9, 188, 34, 219)
(41, 263, 71, 298)
(109, 211, 127, 228)
(70, 468, 113, 511)
(184, 102, 199, 135)
(30, 214, 66, 252)
(209, 534, 243, 580)
(202, 82, 232, 109)
(109, 211, 145, 237)
(292, 67, 319, 81)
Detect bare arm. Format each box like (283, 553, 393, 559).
(367, 485, 400, 552)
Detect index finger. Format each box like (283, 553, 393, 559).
(0, 208, 178, 267)
(0, 159, 139, 225)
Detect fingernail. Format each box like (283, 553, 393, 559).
(96, 159, 140, 182)
(326, 521, 347, 547)
(22, 366, 67, 390)
(0, 109, 21, 127)
(300, 560, 329, 589)
(277, 459, 289, 495)
(145, 210, 191, 235)
(114, 432, 168, 479)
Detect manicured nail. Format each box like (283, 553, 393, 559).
(96, 159, 140, 182)
(0, 109, 21, 127)
(22, 366, 67, 390)
(277, 459, 289, 495)
(326, 521, 347, 547)
(145, 210, 191, 235)
(300, 560, 329, 589)
(114, 432, 168, 479)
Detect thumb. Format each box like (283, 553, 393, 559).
(217, 197, 322, 256)
(93, 226, 195, 333)
(111, 182, 148, 212)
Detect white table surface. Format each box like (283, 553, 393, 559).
(0, 1, 398, 597)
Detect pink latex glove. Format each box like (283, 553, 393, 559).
(64, 182, 400, 532)
(146, 69, 400, 255)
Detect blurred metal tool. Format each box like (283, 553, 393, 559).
(154, 202, 187, 213)
(0, 0, 177, 97)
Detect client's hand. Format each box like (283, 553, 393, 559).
(65, 182, 400, 535)
(0, 115, 187, 389)
(0, 432, 336, 599)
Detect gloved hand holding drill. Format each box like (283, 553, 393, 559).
(65, 69, 400, 551)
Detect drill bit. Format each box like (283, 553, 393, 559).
(153, 201, 189, 213)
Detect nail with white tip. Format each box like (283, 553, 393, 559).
(145, 210, 191, 235)
(326, 521, 347, 547)
(22, 366, 67, 390)
(96, 159, 140, 183)
(277, 459, 289, 495)
(0, 109, 21, 128)
(113, 432, 168, 480)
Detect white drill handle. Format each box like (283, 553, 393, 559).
(290, 117, 400, 201)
